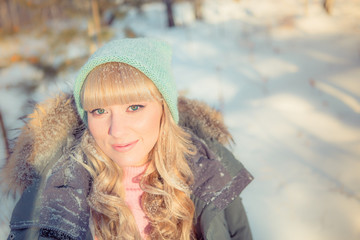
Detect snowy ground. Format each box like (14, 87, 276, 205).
(1, 0, 360, 239)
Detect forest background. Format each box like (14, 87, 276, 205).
(1, 0, 360, 239)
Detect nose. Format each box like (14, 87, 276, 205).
(108, 112, 129, 138)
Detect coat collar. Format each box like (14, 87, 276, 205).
(1, 93, 232, 194)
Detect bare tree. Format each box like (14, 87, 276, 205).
(91, 0, 102, 34)
(87, 0, 102, 52)
(303, 0, 334, 15)
(0, 110, 9, 159)
(193, 0, 203, 20)
(0, 0, 20, 33)
(163, 0, 175, 27)
(323, 0, 333, 14)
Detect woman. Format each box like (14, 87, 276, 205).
(2, 38, 253, 240)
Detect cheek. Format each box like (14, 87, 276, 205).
(138, 110, 162, 142)
(88, 117, 107, 142)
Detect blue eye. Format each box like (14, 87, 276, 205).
(90, 108, 106, 115)
(97, 109, 105, 114)
(128, 105, 143, 112)
(130, 105, 139, 111)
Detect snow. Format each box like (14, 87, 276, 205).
(1, 0, 360, 239)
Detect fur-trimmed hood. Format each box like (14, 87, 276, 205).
(1, 94, 232, 194)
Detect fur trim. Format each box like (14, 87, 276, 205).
(178, 96, 233, 145)
(1, 94, 81, 194)
(1, 94, 231, 194)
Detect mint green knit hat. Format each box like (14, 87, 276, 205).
(73, 38, 179, 123)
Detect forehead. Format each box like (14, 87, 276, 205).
(81, 62, 161, 110)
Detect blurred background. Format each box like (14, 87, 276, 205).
(0, 0, 360, 239)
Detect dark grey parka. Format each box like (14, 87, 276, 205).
(1, 94, 253, 240)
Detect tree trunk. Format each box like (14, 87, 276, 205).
(193, 0, 203, 20)
(0, 111, 9, 159)
(0, 1, 9, 31)
(4, 0, 16, 32)
(134, 0, 144, 14)
(324, 0, 333, 15)
(88, 0, 102, 52)
(9, 0, 20, 32)
(91, 0, 101, 35)
(163, 0, 175, 27)
(304, 0, 308, 15)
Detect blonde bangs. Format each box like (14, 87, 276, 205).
(81, 62, 162, 111)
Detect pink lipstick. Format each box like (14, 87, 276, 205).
(112, 140, 138, 152)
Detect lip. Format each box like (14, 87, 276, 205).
(112, 140, 139, 153)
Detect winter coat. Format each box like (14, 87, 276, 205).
(1, 94, 253, 240)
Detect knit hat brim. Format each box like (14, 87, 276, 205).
(73, 38, 179, 124)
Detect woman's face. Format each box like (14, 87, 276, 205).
(87, 100, 163, 167)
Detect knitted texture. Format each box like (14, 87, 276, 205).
(73, 38, 179, 123)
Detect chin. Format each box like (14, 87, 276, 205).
(113, 157, 145, 167)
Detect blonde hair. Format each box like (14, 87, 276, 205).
(80, 62, 196, 240)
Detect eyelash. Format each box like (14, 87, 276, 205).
(90, 108, 106, 115)
(89, 105, 145, 115)
(128, 105, 144, 112)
